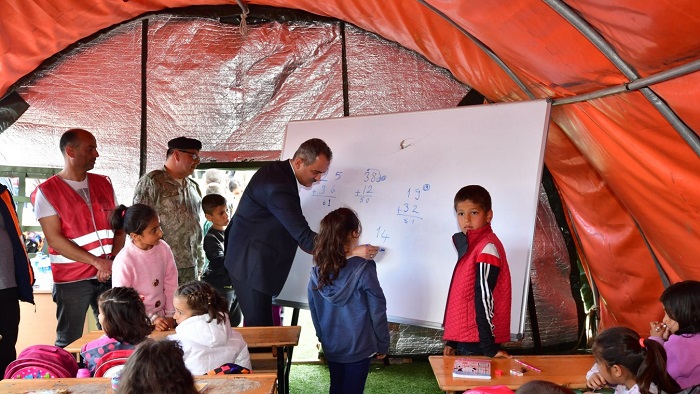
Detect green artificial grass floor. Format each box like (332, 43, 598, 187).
(289, 360, 443, 394)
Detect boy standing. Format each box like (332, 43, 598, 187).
(443, 185, 511, 358)
(200, 194, 242, 326)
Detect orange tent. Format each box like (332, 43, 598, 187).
(1, 1, 698, 336)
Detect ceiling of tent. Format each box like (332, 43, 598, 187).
(1, 0, 699, 334)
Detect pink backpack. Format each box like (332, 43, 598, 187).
(4, 345, 79, 379)
(93, 349, 134, 378)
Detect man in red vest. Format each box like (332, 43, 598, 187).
(35, 129, 125, 347)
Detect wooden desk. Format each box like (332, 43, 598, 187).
(429, 355, 594, 392)
(0, 374, 277, 394)
(65, 326, 301, 394)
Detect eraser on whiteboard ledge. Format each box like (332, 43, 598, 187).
(509, 369, 524, 377)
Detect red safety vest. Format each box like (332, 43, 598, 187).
(38, 174, 116, 284)
(443, 225, 511, 344)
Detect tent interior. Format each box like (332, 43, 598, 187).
(1, 1, 699, 352)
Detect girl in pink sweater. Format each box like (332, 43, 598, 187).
(110, 203, 178, 331)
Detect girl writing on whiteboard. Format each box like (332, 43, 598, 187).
(308, 207, 390, 394)
(443, 185, 512, 358)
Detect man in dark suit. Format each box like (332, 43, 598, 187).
(224, 138, 378, 326)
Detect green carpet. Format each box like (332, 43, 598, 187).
(289, 360, 443, 394)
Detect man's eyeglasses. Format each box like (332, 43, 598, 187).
(177, 149, 200, 161)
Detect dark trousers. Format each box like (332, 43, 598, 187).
(327, 357, 372, 394)
(215, 286, 242, 327)
(0, 287, 20, 380)
(53, 279, 110, 347)
(230, 276, 273, 327)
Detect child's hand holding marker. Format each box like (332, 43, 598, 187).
(352, 244, 384, 260)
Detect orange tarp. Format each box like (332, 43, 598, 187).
(1, 0, 699, 335)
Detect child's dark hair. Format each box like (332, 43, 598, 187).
(515, 380, 575, 394)
(659, 280, 700, 335)
(175, 280, 229, 324)
(202, 193, 227, 215)
(117, 339, 197, 394)
(109, 203, 158, 235)
(312, 207, 361, 289)
(592, 326, 680, 394)
(454, 185, 492, 211)
(98, 287, 152, 344)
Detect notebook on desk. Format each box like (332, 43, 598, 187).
(452, 358, 491, 380)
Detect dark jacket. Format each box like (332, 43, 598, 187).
(0, 184, 34, 303)
(308, 256, 390, 363)
(224, 160, 316, 296)
(201, 228, 232, 289)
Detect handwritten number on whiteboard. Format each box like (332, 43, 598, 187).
(407, 188, 421, 200)
(364, 169, 386, 183)
(376, 226, 390, 242)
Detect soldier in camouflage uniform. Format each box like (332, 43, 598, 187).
(133, 137, 203, 284)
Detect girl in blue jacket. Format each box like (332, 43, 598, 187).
(308, 207, 390, 394)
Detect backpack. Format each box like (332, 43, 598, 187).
(205, 362, 252, 375)
(93, 349, 134, 378)
(4, 345, 79, 379)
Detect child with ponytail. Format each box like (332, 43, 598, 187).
(80, 287, 152, 376)
(585, 326, 680, 394)
(110, 204, 178, 331)
(168, 280, 251, 375)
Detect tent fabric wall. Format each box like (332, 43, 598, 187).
(1, 1, 699, 336)
(0, 12, 581, 351)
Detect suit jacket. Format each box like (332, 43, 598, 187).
(224, 160, 316, 296)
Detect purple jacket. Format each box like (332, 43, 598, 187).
(650, 333, 700, 389)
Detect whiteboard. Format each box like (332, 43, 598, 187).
(276, 100, 551, 337)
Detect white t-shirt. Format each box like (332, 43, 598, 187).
(34, 178, 117, 220)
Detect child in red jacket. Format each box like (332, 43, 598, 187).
(443, 185, 511, 358)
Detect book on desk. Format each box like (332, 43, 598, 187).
(452, 358, 491, 380)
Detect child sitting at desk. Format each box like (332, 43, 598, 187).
(648, 280, 700, 389)
(516, 380, 575, 394)
(585, 326, 680, 394)
(80, 287, 152, 376)
(168, 280, 251, 375)
(117, 339, 198, 394)
(443, 185, 511, 358)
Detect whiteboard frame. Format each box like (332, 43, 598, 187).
(275, 100, 551, 338)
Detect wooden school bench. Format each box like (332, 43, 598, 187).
(429, 354, 594, 392)
(0, 374, 278, 394)
(65, 325, 301, 394)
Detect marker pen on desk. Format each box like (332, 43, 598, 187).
(513, 359, 541, 372)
